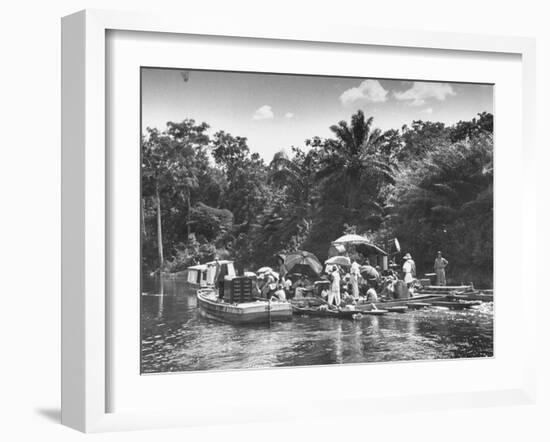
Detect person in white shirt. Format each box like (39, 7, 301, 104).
(402, 253, 416, 288)
(328, 266, 341, 308)
(366, 286, 378, 302)
(434, 251, 449, 286)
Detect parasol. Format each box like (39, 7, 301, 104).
(325, 256, 351, 267)
(282, 250, 323, 276)
(332, 234, 387, 256)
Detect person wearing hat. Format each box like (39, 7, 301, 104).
(402, 253, 416, 288)
(434, 251, 449, 286)
(327, 265, 341, 308)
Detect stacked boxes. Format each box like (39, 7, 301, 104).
(226, 276, 254, 304)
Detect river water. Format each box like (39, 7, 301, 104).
(141, 275, 493, 374)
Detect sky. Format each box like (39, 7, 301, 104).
(141, 68, 493, 162)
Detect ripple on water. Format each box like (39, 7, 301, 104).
(140, 279, 494, 373)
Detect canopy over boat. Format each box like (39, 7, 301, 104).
(204, 260, 236, 286)
(187, 264, 208, 285)
(187, 264, 207, 271)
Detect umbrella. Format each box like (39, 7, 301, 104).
(360, 265, 380, 280)
(325, 256, 351, 267)
(257, 266, 273, 274)
(282, 250, 323, 276)
(332, 234, 387, 256)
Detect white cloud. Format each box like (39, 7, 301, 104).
(253, 105, 274, 120)
(340, 79, 388, 105)
(284, 112, 294, 119)
(394, 82, 455, 106)
(421, 107, 434, 114)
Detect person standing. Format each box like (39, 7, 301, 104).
(350, 259, 360, 301)
(214, 257, 227, 299)
(402, 253, 416, 288)
(328, 266, 341, 308)
(434, 251, 449, 286)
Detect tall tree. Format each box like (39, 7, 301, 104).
(315, 110, 397, 224)
(166, 120, 210, 239)
(141, 129, 175, 270)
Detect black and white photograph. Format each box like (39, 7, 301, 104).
(140, 68, 494, 374)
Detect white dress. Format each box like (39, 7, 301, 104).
(403, 260, 414, 284)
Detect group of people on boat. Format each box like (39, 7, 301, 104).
(210, 249, 449, 306)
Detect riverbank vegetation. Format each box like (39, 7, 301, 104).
(141, 111, 493, 287)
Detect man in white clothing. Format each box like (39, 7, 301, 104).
(328, 266, 341, 308)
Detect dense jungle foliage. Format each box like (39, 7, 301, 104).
(141, 110, 493, 287)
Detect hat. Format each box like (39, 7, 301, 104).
(403, 253, 412, 260)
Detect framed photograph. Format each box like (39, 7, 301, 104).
(62, 9, 537, 432)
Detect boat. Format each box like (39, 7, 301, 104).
(428, 300, 481, 310)
(416, 285, 493, 302)
(186, 264, 208, 286)
(186, 260, 237, 288)
(450, 292, 494, 302)
(197, 288, 292, 324)
(387, 306, 407, 313)
(355, 294, 445, 311)
(292, 305, 359, 319)
(360, 308, 388, 315)
(408, 302, 432, 310)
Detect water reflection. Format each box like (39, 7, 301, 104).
(141, 275, 493, 373)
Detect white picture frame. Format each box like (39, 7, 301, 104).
(61, 9, 537, 433)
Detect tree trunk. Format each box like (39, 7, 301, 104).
(155, 184, 164, 270)
(141, 198, 147, 239)
(186, 188, 191, 240)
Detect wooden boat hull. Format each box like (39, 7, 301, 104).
(429, 300, 480, 310)
(451, 292, 494, 302)
(361, 309, 388, 315)
(292, 305, 359, 319)
(356, 294, 445, 311)
(387, 306, 407, 313)
(197, 290, 292, 324)
(408, 302, 432, 310)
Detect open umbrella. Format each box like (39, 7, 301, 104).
(325, 256, 351, 267)
(283, 250, 323, 276)
(257, 266, 273, 274)
(332, 234, 387, 256)
(360, 265, 380, 280)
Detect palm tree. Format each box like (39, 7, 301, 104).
(269, 148, 318, 210)
(316, 110, 397, 220)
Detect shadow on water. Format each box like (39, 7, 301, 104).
(141, 275, 494, 374)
